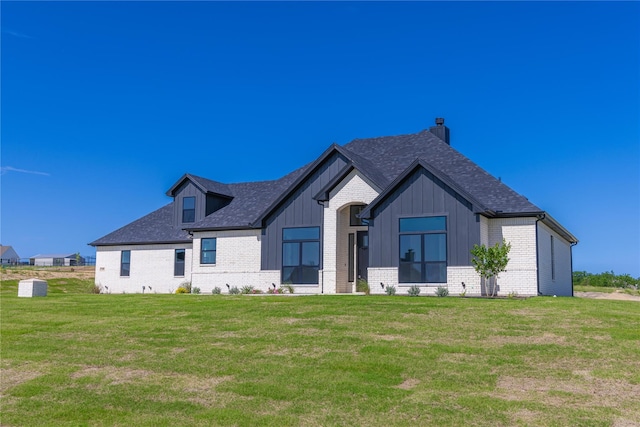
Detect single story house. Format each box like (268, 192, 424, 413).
(1, 245, 20, 265)
(90, 119, 577, 296)
(30, 254, 85, 267)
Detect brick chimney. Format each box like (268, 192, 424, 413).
(429, 117, 450, 145)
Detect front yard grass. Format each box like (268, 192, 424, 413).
(1, 279, 639, 426)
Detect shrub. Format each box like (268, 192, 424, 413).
(89, 283, 103, 294)
(212, 286, 221, 295)
(356, 279, 370, 295)
(435, 286, 449, 297)
(176, 281, 192, 294)
(385, 285, 396, 296)
(280, 284, 294, 294)
(459, 290, 467, 297)
(240, 285, 255, 294)
(191, 287, 201, 294)
(228, 286, 240, 295)
(407, 285, 421, 297)
(471, 239, 511, 297)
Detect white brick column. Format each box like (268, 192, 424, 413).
(322, 171, 379, 294)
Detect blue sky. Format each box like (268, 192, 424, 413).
(2, 2, 638, 276)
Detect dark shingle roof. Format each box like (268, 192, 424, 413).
(343, 130, 541, 214)
(91, 126, 545, 246)
(89, 204, 191, 246)
(187, 166, 307, 230)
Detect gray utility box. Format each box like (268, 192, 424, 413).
(18, 278, 48, 297)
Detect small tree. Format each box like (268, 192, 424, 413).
(471, 239, 511, 297)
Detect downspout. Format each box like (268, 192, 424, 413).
(317, 199, 326, 294)
(570, 242, 578, 297)
(535, 213, 546, 296)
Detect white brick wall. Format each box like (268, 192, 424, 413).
(190, 229, 280, 294)
(368, 266, 481, 296)
(95, 244, 192, 294)
(323, 170, 379, 294)
(538, 222, 573, 296)
(368, 267, 397, 294)
(447, 266, 482, 296)
(480, 215, 490, 246)
(486, 217, 538, 296)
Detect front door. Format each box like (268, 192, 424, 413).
(356, 231, 369, 281)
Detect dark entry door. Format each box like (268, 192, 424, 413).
(356, 231, 369, 280)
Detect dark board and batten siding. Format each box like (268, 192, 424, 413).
(172, 181, 232, 226)
(173, 182, 206, 226)
(368, 168, 480, 268)
(261, 151, 349, 271)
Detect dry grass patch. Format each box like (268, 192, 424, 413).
(70, 366, 154, 385)
(396, 378, 420, 390)
(487, 332, 567, 346)
(0, 367, 46, 396)
(1, 266, 95, 281)
(495, 374, 640, 410)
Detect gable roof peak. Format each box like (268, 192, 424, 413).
(166, 173, 233, 198)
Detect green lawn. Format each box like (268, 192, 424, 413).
(2, 279, 639, 426)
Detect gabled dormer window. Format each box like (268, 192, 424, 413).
(182, 197, 195, 223)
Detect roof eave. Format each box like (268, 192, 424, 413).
(183, 224, 257, 232)
(484, 211, 578, 244)
(541, 213, 579, 244)
(89, 239, 193, 247)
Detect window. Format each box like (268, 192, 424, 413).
(183, 197, 195, 223)
(349, 205, 369, 226)
(282, 227, 320, 284)
(120, 250, 131, 277)
(175, 249, 185, 276)
(201, 238, 216, 264)
(399, 216, 447, 283)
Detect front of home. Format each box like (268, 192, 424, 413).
(90, 119, 577, 296)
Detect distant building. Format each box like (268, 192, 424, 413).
(29, 254, 85, 267)
(0, 245, 20, 265)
